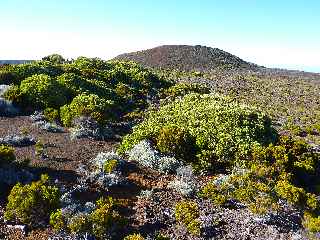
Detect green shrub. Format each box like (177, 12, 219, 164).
(198, 182, 228, 206)
(3, 85, 27, 108)
(68, 213, 91, 234)
(20, 74, 69, 108)
(200, 136, 320, 214)
(35, 140, 45, 157)
(163, 83, 210, 98)
(0, 145, 15, 165)
(57, 73, 88, 97)
(4, 174, 60, 226)
(119, 93, 277, 170)
(90, 197, 121, 239)
(42, 54, 66, 64)
(156, 125, 197, 161)
(56, 197, 122, 239)
(50, 209, 65, 231)
(60, 93, 115, 126)
(44, 107, 60, 122)
(103, 159, 118, 173)
(73, 57, 109, 71)
(175, 200, 201, 236)
(57, 73, 115, 100)
(0, 70, 18, 85)
(303, 212, 320, 233)
(12, 61, 63, 82)
(123, 233, 145, 240)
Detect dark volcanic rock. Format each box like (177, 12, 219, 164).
(114, 45, 258, 72)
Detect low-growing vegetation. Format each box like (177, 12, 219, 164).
(200, 136, 320, 216)
(50, 197, 123, 239)
(0, 145, 15, 165)
(175, 200, 201, 236)
(120, 93, 277, 171)
(1, 56, 172, 127)
(4, 174, 60, 226)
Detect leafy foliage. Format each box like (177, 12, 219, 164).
(162, 82, 210, 99)
(49, 209, 65, 230)
(4, 174, 60, 226)
(2, 56, 170, 124)
(42, 54, 66, 64)
(0, 145, 15, 165)
(200, 136, 320, 215)
(175, 200, 201, 236)
(20, 74, 69, 108)
(123, 233, 145, 240)
(155, 125, 197, 161)
(50, 197, 122, 239)
(120, 93, 277, 170)
(60, 93, 115, 126)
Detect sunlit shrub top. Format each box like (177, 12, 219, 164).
(119, 93, 277, 170)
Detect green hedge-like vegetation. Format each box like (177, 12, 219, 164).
(162, 82, 210, 99)
(60, 93, 115, 126)
(50, 197, 123, 239)
(0, 145, 15, 166)
(20, 74, 69, 108)
(4, 174, 60, 226)
(199, 136, 320, 215)
(2, 55, 171, 125)
(119, 93, 277, 170)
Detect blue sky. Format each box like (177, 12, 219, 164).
(1, 0, 320, 72)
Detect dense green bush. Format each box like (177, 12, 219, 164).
(49, 209, 65, 230)
(90, 197, 121, 239)
(0, 145, 15, 165)
(3, 85, 27, 108)
(303, 212, 320, 234)
(200, 136, 320, 215)
(175, 200, 201, 236)
(119, 93, 277, 170)
(42, 54, 66, 64)
(73, 57, 110, 71)
(155, 125, 197, 161)
(68, 213, 91, 234)
(57, 73, 115, 100)
(1, 57, 170, 124)
(123, 233, 145, 240)
(60, 93, 115, 126)
(11, 61, 63, 83)
(20, 74, 69, 108)
(0, 69, 18, 85)
(43, 107, 60, 122)
(50, 197, 122, 239)
(163, 82, 210, 98)
(4, 174, 60, 226)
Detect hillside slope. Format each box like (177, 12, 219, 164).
(114, 45, 258, 72)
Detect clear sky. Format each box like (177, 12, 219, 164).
(1, 0, 320, 72)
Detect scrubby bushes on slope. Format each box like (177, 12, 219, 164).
(199, 136, 320, 229)
(0, 145, 15, 165)
(119, 93, 277, 171)
(4, 174, 60, 226)
(162, 82, 210, 99)
(20, 74, 69, 108)
(2, 56, 171, 126)
(50, 197, 123, 239)
(60, 93, 115, 126)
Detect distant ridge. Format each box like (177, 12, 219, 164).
(0, 60, 33, 65)
(114, 45, 258, 72)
